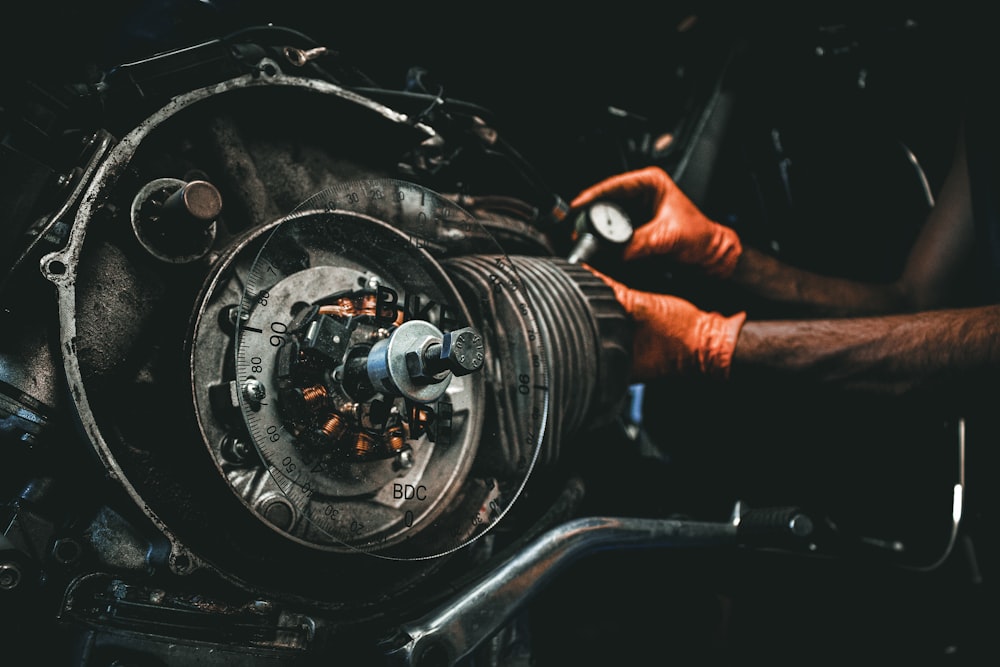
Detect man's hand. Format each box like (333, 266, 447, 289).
(588, 266, 746, 382)
(571, 166, 742, 277)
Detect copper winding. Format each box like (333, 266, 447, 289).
(354, 431, 378, 456)
(318, 294, 378, 318)
(317, 293, 405, 324)
(301, 385, 328, 411)
(386, 426, 406, 452)
(359, 293, 377, 314)
(412, 406, 432, 431)
(319, 413, 348, 440)
(318, 296, 359, 318)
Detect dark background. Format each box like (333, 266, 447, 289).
(4, 2, 984, 193)
(4, 2, 997, 664)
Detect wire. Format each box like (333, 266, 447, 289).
(899, 417, 965, 572)
(348, 88, 497, 122)
(221, 24, 322, 48)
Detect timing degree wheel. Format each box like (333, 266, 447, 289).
(194, 179, 548, 561)
(244, 283, 485, 495)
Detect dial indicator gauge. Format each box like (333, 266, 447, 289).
(231, 179, 548, 560)
(587, 201, 633, 244)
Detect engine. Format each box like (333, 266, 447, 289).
(3, 7, 990, 666)
(1, 23, 641, 665)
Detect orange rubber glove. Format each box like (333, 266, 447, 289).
(571, 166, 742, 277)
(588, 266, 746, 381)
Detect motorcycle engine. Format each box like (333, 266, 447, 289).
(0, 25, 633, 665)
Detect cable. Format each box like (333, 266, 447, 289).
(899, 417, 965, 572)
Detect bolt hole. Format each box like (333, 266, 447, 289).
(173, 554, 190, 572)
(53, 538, 82, 564)
(47, 260, 66, 275)
(414, 640, 450, 667)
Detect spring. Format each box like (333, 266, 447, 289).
(386, 426, 406, 452)
(320, 413, 348, 440)
(354, 431, 377, 456)
(302, 385, 328, 411)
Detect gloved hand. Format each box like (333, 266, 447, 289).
(588, 266, 746, 381)
(570, 166, 742, 277)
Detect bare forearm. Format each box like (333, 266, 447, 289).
(730, 247, 910, 316)
(727, 124, 974, 317)
(731, 304, 1000, 396)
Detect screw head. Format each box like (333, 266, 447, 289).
(242, 377, 267, 408)
(0, 562, 23, 590)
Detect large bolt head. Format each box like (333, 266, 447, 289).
(439, 327, 485, 376)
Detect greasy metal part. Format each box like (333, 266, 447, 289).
(130, 177, 221, 263)
(424, 327, 485, 377)
(39, 56, 446, 577)
(565, 232, 601, 265)
(181, 170, 544, 564)
(368, 322, 484, 402)
(380, 515, 740, 666)
(0, 130, 114, 295)
(519, 258, 631, 440)
(0, 561, 22, 590)
(0, 324, 59, 448)
(190, 221, 465, 552)
(59, 572, 321, 654)
(1, 441, 53, 589)
(162, 179, 223, 222)
(367, 319, 456, 403)
(224, 179, 548, 560)
(284, 46, 330, 67)
(82, 506, 163, 573)
(226, 208, 487, 555)
(11, 26, 625, 651)
(443, 255, 629, 468)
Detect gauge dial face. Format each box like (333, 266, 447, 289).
(587, 201, 634, 244)
(231, 180, 548, 560)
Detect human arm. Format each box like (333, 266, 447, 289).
(728, 123, 975, 316)
(579, 114, 992, 395)
(571, 122, 975, 317)
(732, 303, 1000, 396)
(593, 266, 1000, 397)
